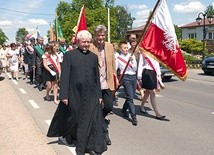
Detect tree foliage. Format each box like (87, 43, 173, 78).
(114, 5, 134, 40)
(16, 28, 28, 43)
(55, 0, 134, 43)
(206, 5, 214, 16)
(0, 28, 8, 45)
(174, 24, 181, 40)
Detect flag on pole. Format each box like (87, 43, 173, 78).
(25, 29, 41, 40)
(74, 5, 87, 42)
(49, 24, 55, 42)
(56, 17, 64, 40)
(55, 11, 64, 42)
(37, 30, 41, 38)
(139, 0, 187, 81)
(25, 31, 36, 39)
(77, 5, 87, 32)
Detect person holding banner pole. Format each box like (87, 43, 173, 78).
(116, 41, 138, 126)
(128, 38, 146, 101)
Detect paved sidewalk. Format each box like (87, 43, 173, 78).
(0, 75, 56, 155)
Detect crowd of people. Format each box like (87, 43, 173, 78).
(0, 25, 167, 155)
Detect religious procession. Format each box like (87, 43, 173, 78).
(0, 0, 189, 155)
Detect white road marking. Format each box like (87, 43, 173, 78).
(67, 146, 76, 155)
(45, 120, 51, 126)
(28, 100, 40, 109)
(19, 88, 26, 94)
(12, 79, 18, 85)
(156, 94, 163, 97)
(212, 112, 214, 115)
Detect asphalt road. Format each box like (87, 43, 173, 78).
(1, 69, 214, 155)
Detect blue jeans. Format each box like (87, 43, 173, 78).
(121, 74, 137, 117)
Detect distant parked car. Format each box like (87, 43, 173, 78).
(160, 65, 174, 80)
(202, 56, 214, 75)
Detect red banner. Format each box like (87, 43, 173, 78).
(139, 0, 187, 81)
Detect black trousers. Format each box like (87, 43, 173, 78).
(101, 89, 113, 139)
(101, 89, 113, 118)
(35, 65, 44, 85)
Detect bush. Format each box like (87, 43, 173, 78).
(179, 39, 204, 55)
(182, 53, 200, 63)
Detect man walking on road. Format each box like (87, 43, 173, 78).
(33, 37, 45, 91)
(89, 25, 117, 145)
(47, 30, 107, 155)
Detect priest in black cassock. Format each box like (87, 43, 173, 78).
(47, 30, 107, 155)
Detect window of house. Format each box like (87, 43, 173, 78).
(208, 32, 214, 40)
(188, 33, 196, 39)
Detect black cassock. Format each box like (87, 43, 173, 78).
(47, 48, 107, 155)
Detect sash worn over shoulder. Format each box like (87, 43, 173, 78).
(45, 54, 59, 74)
(35, 45, 44, 56)
(59, 46, 67, 54)
(141, 53, 165, 89)
(117, 56, 134, 70)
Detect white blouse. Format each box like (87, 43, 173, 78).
(137, 54, 161, 80)
(42, 54, 58, 66)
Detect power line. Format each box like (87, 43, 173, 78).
(0, 7, 54, 16)
(0, 11, 54, 20)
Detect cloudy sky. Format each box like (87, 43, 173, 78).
(0, 0, 214, 43)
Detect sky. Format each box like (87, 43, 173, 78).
(0, 0, 214, 43)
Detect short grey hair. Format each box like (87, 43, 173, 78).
(94, 25, 107, 34)
(76, 30, 92, 41)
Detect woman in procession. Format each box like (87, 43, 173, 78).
(6, 43, 20, 80)
(42, 43, 61, 104)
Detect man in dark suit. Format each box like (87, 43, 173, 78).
(33, 37, 45, 91)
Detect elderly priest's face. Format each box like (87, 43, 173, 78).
(78, 38, 91, 51)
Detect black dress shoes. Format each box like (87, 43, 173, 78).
(38, 86, 43, 91)
(131, 116, 138, 126)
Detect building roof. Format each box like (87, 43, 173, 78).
(180, 18, 214, 28)
(127, 25, 145, 32)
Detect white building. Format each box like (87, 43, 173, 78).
(180, 19, 214, 53)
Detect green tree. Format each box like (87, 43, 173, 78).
(206, 5, 214, 16)
(16, 28, 28, 43)
(0, 28, 8, 45)
(71, 0, 103, 11)
(56, 0, 134, 43)
(114, 5, 134, 40)
(174, 25, 182, 40)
